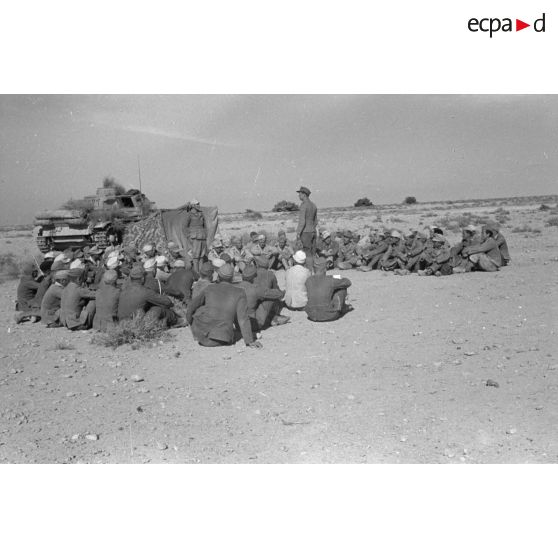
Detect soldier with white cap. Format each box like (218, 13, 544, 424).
(184, 199, 207, 274)
(155, 255, 171, 281)
(140, 243, 157, 263)
(284, 250, 312, 310)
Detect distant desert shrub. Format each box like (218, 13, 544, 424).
(390, 217, 406, 223)
(539, 204, 551, 210)
(354, 197, 374, 208)
(245, 209, 263, 220)
(272, 200, 299, 212)
(91, 313, 171, 349)
(546, 216, 558, 227)
(404, 196, 417, 205)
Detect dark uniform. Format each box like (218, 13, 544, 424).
(40, 282, 64, 326)
(59, 282, 96, 330)
(183, 205, 207, 273)
(186, 282, 254, 347)
(117, 282, 176, 325)
(164, 267, 197, 302)
(92, 283, 120, 332)
(304, 274, 352, 322)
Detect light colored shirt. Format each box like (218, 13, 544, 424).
(284, 264, 311, 308)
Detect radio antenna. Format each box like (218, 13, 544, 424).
(137, 155, 143, 194)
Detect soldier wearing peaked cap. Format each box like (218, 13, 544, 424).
(184, 199, 207, 275)
(296, 186, 318, 271)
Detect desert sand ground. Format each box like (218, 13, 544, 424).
(0, 196, 557, 463)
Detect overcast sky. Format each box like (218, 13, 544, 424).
(1, 94, 557, 225)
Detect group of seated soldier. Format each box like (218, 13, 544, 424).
(314, 220, 510, 276)
(13, 219, 508, 348)
(13, 234, 353, 350)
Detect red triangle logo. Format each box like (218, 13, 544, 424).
(516, 19, 530, 31)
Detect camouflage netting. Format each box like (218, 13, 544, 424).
(123, 207, 219, 253)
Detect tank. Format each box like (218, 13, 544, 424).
(33, 186, 156, 252)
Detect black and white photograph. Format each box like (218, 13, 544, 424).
(1, 2, 557, 556)
(1, 94, 556, 464)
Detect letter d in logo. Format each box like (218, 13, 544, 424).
(534, 13, 546, 32)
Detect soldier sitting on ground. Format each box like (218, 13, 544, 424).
(304, 257, 353, 322)
(456, 222, 502, 273)
(14, 262, 43, 324)
(253, 255, 290, 328)
(486, 220, 511, 266)
(117, 267, 179, 328)
(272, 231, 294, 271)
(92, 269, 120, 332)
(337, 230, 359, 270)
(164, 259, 198, 302)
(450, 225, 479, 272)
(417, 234, 453, 276)
(316, 230, 339, 269)
(40, 269, 69, 328)
(186, 263, 263, 348)
(59, 268, 97, 330)
(405, 230, 428, 272)
(379, 230, 408, 271)
(191, 261, 215, 300)
(284, 250, 312, 310)
(359, 229, 390, 271)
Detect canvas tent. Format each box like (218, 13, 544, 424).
(123, 205, 219, 253)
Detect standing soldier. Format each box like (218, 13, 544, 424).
(183, 199, 207, 275)
(296, 186, 318, 271)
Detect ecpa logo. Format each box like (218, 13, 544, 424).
(468, 13, 546, 37)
